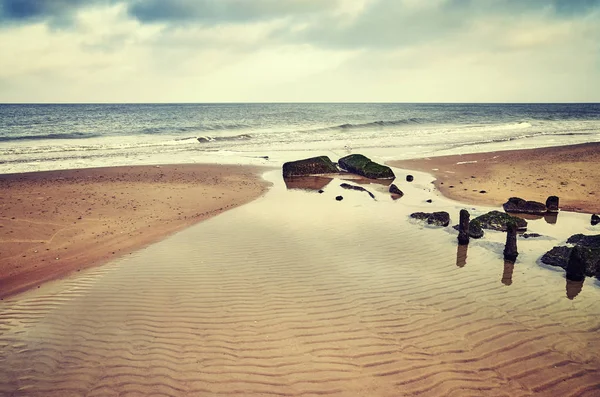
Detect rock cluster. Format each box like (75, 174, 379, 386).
(410, 211, 450, 227)
(541, 233, 600, 279)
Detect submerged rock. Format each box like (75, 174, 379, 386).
(410, 211, 450, 227)
(503, 197, 547, 215)
(282, 156, 338, 178)
(340, 183, 375, 199)
(469, 219, 484, 239)
(472, 210, 527, 232)
(540, 233, 600, 279)
(338, 154, 395, 180)
(389, 183, 404, 197)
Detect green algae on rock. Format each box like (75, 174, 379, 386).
(338, 154, 395, 180)
(282, 156, 338, 178)
(472, 210, 528, 232)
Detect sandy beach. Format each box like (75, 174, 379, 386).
(0, 146, 600, 396)
(389, 142, 600, 214)
(0, 164, 270, 298)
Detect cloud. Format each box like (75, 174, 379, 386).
(0, 0, 598, 102)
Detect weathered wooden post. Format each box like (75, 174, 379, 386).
(458, 209, 470, 245)
(503, 221, 518, 262)
(546, 196, 559, 212)
(566, 246, 586, 282)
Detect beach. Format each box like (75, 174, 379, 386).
(389, 142, 600, 214)
(1, 144, 600, 396)
(0, 164, 271, 298)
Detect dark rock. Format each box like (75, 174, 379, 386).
(340, 183, 375, 199)
(479, 190, 487, 194)
(566, 246, 587, 281)
(541, 246, 572, 268)
(335, 196, 343, 201)
(472, 210, 527, 232)
(503, 221, 518, 262)
(521, 233, 542, 239)
(282, 156, 338, 178)
(406, 175, 414, 182)
(567, 234, 600, 247)
(546, 196, 559, 213)
(458, 209, 470, 245)
(338, 154, 395, 180)
(503, 197, 547, 215)
(541, 234, 600, 279)
(469, 220, 484, 239)
(389, 184, 403, 197)
(318, 189, 324, 194)
(410, 211, 450, 227)
(426, 199, 433, 203)
(592, 214, 600, 226)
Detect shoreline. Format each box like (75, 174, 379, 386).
(389, 142, 600, 215)
(0, 164, 271, 298)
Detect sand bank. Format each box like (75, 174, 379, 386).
(0, 164, 270, 298)
(389, 142, 600, 214)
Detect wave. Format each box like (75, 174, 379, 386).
(141, 123, 250, 135)
(197, 134, 253, 143)
(0, 132, 99, 142)
(332, 118, 425, 131)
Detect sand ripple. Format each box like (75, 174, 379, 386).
(1, 174, 600, 396)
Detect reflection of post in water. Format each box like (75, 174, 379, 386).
(456, 244, 468, 268)
(566, 279, 584, 300)
(502, 260, 514, 286)
(544, 213, 558, 225)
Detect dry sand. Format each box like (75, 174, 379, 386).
(0, 164, 270, 298)
(389, 142, 600, 214)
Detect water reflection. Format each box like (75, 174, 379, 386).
(284, 176, 333, 191)
(544, 213, 558, 224)
(566, 278, 584, 300)
(502, 260, 515, 286)
(456, 245, 468, 268)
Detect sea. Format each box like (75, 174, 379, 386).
(1, 103, 600, 173)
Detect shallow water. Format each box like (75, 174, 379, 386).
(1, 169, 599, 396)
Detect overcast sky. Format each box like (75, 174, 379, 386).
(0, 0, 598, 103)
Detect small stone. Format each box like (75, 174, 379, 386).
(406, 175, 414, 182)
(426, 199, 433, 203)
(592, 214, 600, 226)
(318, 189, 324, 194)
(335, 196, 343, 201)
(479, 190, 487, 194)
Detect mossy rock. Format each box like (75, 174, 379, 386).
(541, 243, 600, 279)
(410, 211, 450, 227)
(338, 154, 395, 180)
(472, 210, 527, 232)
(469, 219, 484, 238)
(282, 156, 338, 178)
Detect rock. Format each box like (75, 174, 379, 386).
(469, 220, 484, 239)
(335, 196, 343, 201)
(282, 156, 338, 178)
(472, 210, 527, 232)
(546, 196, 559, 212)
(540, 233, 600, 279)
(426, 199, 433, 203)
(318, 190, 324, 194)
(592, 214, 600, 226)
(340, 183, 375, 199)
(503, 197, 547, 215)
(503, 221, 518, 262)
(410, 211, 450, 227)
(389, 184, 403, 197)
(541, 246, 572, 268)
(458, 209, 470, 245)
(521, 233, 542, 239)
(406, 175, 414, 182)
(338, 154, 395, 180)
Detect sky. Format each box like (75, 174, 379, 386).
(0, 0, 599, 103)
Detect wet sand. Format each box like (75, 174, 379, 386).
(389, 142, 600, 214)
(1, 170, 599, 396)
(0, 164, 270, 298)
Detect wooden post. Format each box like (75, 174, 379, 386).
(503, 221, 518, 262)
(458, 209, 470, 245)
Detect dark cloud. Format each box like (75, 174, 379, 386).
(0, 0, 108, 23)
(127, 0, 337, 24)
